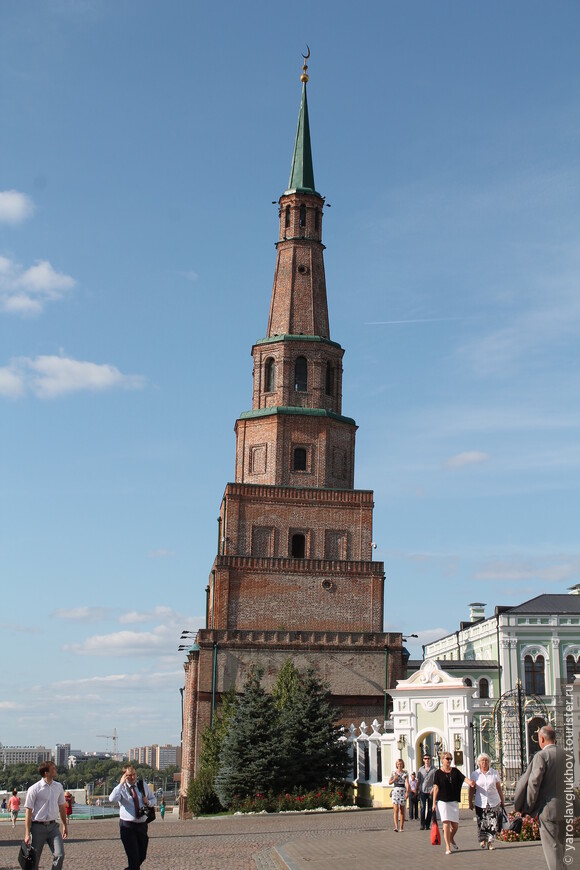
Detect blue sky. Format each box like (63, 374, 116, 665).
(1, 0, 579, 752)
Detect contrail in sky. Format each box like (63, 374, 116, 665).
(365, 317, 462, 325)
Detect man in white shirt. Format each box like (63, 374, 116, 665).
(24, 761, 68, 868)
(109, 764, 155, 869)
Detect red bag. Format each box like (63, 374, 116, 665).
(431, 819, 441, 845)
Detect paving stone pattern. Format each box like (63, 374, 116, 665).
(0, 810, 551, 870)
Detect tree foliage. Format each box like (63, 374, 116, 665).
(212, 660, 348, 810)
(214, 666, 281, 808)
(187, 687, 237, 815)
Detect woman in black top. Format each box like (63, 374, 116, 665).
(432, 752, 475, 854)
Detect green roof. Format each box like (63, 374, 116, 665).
(285, 83, 319, 195)
(255, 334, 342, 349)
(239, 406, 356, 426)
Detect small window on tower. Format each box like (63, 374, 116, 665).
(265, 357, 275, 392)
(291, 533, 305, 558)
(293, 447, 307, 471)
(285, 205, 290, 228)
(325, 362, 334, 396)
(479, 678, 489, 699)
(299, 204, 306, 228)
(295, 356, 307, 391)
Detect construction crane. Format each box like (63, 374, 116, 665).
(96, 728, 118, 757)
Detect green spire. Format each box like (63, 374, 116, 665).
(285, 82, 317, 195)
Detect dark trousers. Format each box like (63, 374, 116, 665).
(120, 820, 149, 869)
(420, 792, 433, 828)
(409, 792, 419, 819)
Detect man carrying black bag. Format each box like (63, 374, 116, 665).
(109, 763, 156, 869)
(23, 761, 68, 869)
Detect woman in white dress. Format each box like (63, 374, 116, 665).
(389, 758, 409, 832)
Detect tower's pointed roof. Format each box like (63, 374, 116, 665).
(285, 81, 318, 195)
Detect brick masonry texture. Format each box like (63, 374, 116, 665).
(180, 111, 404, 802)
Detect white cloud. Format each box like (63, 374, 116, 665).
(50, 671, 183, 692)
(0, 355, 146, 399)
(474, 559, 578, 584)
(0, 701, 19, 710)
(0, 365, 25, 398)
(444, 451, 490, 469)
(54, 606, 111, 622)
(0, 256, 76, 314)
(119, 605, 176, 625)
(0, 190, 35, 224)
(64, 610, 203, 657)
(147, 548, 175, 559)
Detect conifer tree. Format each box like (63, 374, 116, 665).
(214, 666, 281, 807)
(187, 687, 236, 815)
(277, 666, 349, 791)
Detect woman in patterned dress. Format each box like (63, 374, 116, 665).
(389, 758, 409, 832)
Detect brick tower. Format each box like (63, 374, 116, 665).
(180, 59, 404, 810)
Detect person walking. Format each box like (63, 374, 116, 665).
(514, 725, 565, 870)
(160, 799, 166, 820)
(388, 758, 409, 832)
(417, 752, 436, 830)
(23, 761, 68, 869)
(432, 752, 475, 855)
(109, 764, 155, 870)
(469, 753, 505, 849)
(408, 771, 419, 820)
(8, 788, 20, 827)
(64, 791, 74, 827)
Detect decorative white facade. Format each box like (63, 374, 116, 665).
(352, 591, 580, 806)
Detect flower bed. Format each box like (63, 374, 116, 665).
(498, 812, 580, 842)
(231, 785, 350, 814)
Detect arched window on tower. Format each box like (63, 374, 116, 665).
(295, 356, 307, 392)
(291, 533, 305, 558)
(299, 204, 306, 228)
(325, 362, 335, 396)
(285, 205, 290, 228)
(566, 654, 580, 683)
(478, 678, 489, 699)
(525, 655, 545, 695)
(464, 678, 473, 687)
(264, 357, 275, 392)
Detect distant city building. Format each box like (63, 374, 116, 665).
(127, 744, 181, 770)
(54, 744, 71, 767)
(67, 751, 112, 767)
(2, 746, 52, 765)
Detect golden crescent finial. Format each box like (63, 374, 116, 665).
(301, 44, 310, 83)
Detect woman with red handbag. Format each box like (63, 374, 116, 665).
(432, 753, 475, 855)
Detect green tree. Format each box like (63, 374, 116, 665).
(271, 658, 300, 711)
(277, 666, 349, 791)
(214, 666, 281, 807)
(187, 687, 237, 815)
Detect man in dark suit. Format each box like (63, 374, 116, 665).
(515, 725, 565, 870)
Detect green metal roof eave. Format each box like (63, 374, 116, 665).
(283, 186, 323, 197)
(256, 334, 342, 349)
(238, 407, 356, 426)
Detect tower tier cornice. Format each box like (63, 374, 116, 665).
(255, 334, 342, 349)
(238, 406, 356, 426)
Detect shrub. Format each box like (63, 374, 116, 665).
(187, 767, 223, 816)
